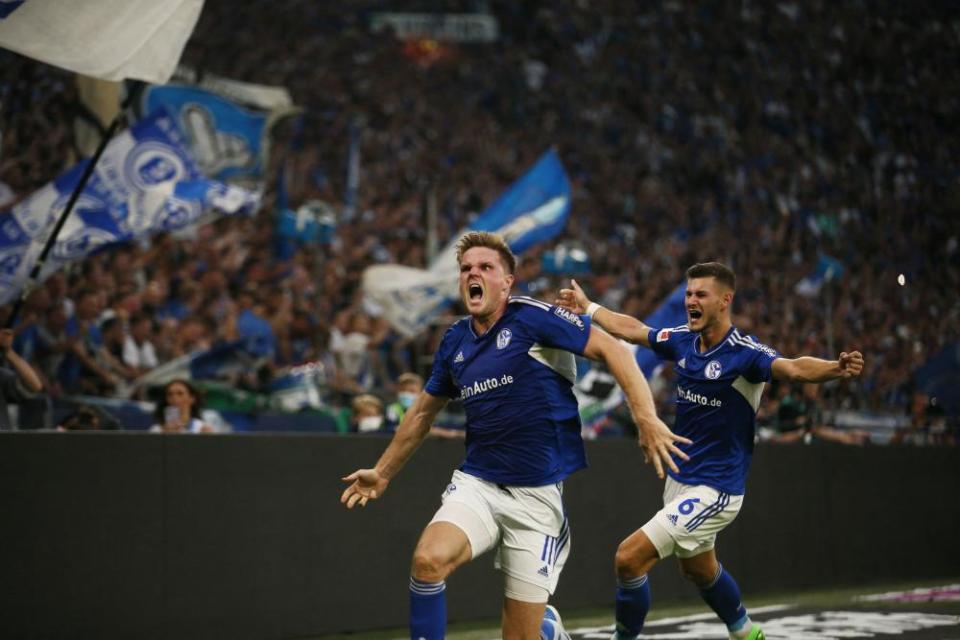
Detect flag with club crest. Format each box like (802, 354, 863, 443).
(0, 110, 259, 305)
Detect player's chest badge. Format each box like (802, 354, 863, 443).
(705, 359, 722, 379)
(496, 328, 512, 350)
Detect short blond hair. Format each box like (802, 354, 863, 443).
(351, 394, 383, 413)
(455, 231, 516, 274)
(396, 372, 424, 388)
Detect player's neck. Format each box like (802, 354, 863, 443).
(471, 306, 506, 336)
(698, 318, 732, 352)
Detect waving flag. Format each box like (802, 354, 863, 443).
(171, 65, 295, 112)
(364, 149, 571, 337)
(140, 85, 272, 183)
(0, 110, 259, 305)
(0, 0, 203, 83)
(635, 283, 687, 377)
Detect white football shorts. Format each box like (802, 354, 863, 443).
(429, 469, 569, 600)
(641, 476, 743, 559)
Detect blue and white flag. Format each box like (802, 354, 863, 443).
(0, 110, 259, 305)
(0, 0, 203, 83)
(141, 85, 270, 183)
(363, 149, 571, 337)
(119, 339, 264, 399)
(794, 253, 845, 297)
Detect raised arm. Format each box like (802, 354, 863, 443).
(556, 279, 653, 347)
(341, 391, 449, 509)
(0, 329, 43, 393)
(771, 351, 864, 383)
(582, 325, 691, 479)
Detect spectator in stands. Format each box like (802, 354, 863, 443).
(385, 372, 422, 432)
(232, 286, 278, 361)
(56, 405, 102, 431)
(278, 307, 322, 365)
(0, 328, 44, 430)
(98, 317, 138, 384)
(55, 404, 122, 432)
(150, 378, 214, 433)
(890, 391, 953, 446)
(766, 382, 870, 446)
(351, 393, 385, 434)
(170, 315, 213, 358)
(2, 2, 957, 433)
(332, 312, 374, 392)
(61, 288, 116, 395)
(123, 313, 159, 377)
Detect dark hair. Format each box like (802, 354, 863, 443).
(100, 316, 122, 334)
(686, 262, 736, 291)
(59, 406, 101, 431)
(153, 378, 204, 423)
(455, 231, 517, 274)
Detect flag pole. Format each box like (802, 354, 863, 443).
(5, 82, 143, 328)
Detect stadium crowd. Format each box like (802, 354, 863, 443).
(0, 0, 957, 441)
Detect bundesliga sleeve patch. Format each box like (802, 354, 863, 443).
(656, 329, 671, 342)
(553, 306, 585, 330)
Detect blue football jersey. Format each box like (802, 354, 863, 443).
(425, 296, 592, 486)
(647, 325, 779, 495)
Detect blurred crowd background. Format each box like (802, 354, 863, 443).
(0, 0, 957, 443)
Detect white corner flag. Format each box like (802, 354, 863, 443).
(0, 0, 204, 84)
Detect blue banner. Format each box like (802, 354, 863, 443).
(795, 252, 845, 297)
(636, 283, 687, 377)
(0, 110, 259, 305)
(365, 149, 572, 337)
(141, 84, 268, 182)
(467, 148, 570, 254)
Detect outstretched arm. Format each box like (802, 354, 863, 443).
(772, 351, 864, 383)
(582, 325, 691, 479)
(556, 279, 652, 347)
(341, 391, 449, 509)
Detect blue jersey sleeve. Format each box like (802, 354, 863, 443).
(424, 325, 459, 399)
(646, 325, 690, 362)
(740, 335, 780, 383)
(523, 303, 591, 354)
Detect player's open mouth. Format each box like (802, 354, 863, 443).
(688, 309, 702, 320)
(468, 283, 483, 302)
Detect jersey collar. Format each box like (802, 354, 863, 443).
(693, 325, 736, 357)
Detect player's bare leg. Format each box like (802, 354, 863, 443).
(615, 528, 660, 578)
(677, 548, 719, 586)
(501, 598, 547, 640)
(411, 521, 473, 582)
(409, 522, 473, 640)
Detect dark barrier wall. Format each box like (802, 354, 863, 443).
(1, 434, 958, 639)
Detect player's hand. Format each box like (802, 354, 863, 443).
(838, 351, 864, 378)
(637, 418, 692, 480)
(555, 279, 591, 314)
(340, 468, 389, 509)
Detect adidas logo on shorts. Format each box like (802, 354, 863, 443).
(538, 565, 550, 577)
